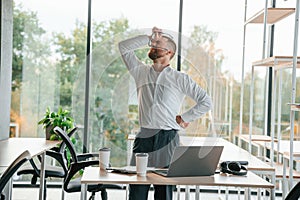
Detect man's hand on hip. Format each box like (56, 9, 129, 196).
(176, 115, 189, 128)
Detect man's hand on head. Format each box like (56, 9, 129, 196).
(152, 26, 162, 34)
(151, 27, 162, 41)
(176, 115, 189, 129)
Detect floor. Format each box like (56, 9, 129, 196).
(11, 186, 283, 200)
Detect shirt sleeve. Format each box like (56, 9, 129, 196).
(179, 74, 212, 123)
(118, 35, 149, 73)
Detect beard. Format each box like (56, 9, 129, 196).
(148, 49, 164, 60)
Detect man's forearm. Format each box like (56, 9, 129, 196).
(118, 35, 149, 55)
(118, 35, 149, 71)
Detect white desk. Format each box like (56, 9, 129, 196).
(0, 138, 60, 200)
(127, 135, 276, 199)
(116, 135, 278, 200)
(181, 136, 276, 199)
(81, 167, 274, 200)
(128, 135, 275, 173)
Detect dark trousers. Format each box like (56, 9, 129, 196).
(129, 184, 174, 200)
(129, 128, 179, 200)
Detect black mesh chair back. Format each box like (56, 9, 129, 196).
(18, 127, 78, 180)
(285, 181, 300, 200)
(54, 126, 122, 200)
(54, 127, 78, 164)
(0, 150, 31, 200)
(54, 126, 96, 193)
(17, 127, 78, 200)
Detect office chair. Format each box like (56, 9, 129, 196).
(53, 126, 122, 200)
(17, 127, 78, 200)
(0, 150, 31, 200)
(285, 181, 300, 200)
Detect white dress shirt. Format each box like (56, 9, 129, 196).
(119, 35, 212, 130)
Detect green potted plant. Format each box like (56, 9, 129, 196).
(38, 107, 75, 140)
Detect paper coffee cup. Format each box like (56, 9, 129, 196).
(135, 153, 148, 176)
(99, 147, 110, 170)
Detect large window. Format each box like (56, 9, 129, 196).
(10, 0, 247, 166)
(11, 0, 300, 168)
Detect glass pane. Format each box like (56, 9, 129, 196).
(12, 0, 87, 142)
(89, 0, 180, 167)
(182, 0, 246, 141)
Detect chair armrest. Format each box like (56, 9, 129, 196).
(46, 150, 62, 160)
(77, 152, 98, 161)
(70, 160, 99, 174)
(49, 146, 60, 153)
(64, 160, 99, 191)
(26, 158, 40, 177)
(46, 150, 68, 173)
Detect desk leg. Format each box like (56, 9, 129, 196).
(39, 151, 46, 200)
(238, 188, 241, 200)
(225, 187, 229, 200)
(177, 185, 181, 200)
(282, 157, 288, 199)
(61, 179, 65, 200)
(126, 184, 129, 200)
(195, 186, 200, 200)
(271, 173, 276, 200)
(3, 178, 13, 200)
(257, 188, 261, 200)
(81, 183, 87, 200)
(185, 186, 190, 200)
(244, 188, 250, 200)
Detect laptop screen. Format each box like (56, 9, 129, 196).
(163, 146, 224, 177)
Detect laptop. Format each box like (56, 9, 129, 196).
(153, 146, 224, 177)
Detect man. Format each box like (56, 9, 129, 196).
(119, 27, 212, 200)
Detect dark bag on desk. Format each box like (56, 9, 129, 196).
(220, 161, 248, 176)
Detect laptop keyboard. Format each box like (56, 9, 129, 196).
(153, 169, 169, 176)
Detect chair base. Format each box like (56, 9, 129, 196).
(88, 190, 107, 200)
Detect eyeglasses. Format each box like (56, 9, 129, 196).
(148, 32, 174, 51)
